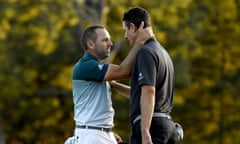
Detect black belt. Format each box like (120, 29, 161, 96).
(76, 125, 112, 132)
(133, 112, 171, 125)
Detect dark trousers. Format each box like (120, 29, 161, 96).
(130, 117, 178, 144)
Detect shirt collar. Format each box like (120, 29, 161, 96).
(83, 52, 98, 61)
(144, 37, 155, 45)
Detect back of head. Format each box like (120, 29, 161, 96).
(122, 6, 151, 29)
(81, 25, 104, 50)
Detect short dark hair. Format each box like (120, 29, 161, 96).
(122, 6, 151, 29)
(81, 25, 105, 49)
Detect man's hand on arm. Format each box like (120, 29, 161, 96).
(110, 80, 130, 98)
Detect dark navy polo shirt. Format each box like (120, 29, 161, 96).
(130, 38, 175, 123)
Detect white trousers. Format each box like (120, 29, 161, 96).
(65, 128, 117, 144)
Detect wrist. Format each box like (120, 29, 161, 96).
(134, 39, 145, 46)
(141, 128, 149, 135)
(109, 80, 116, 86)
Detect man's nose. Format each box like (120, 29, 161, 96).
(109, 41, 113, 46)
(124, 33, 127, 40)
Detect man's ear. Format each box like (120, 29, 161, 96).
(86, 40, 94, 50)
(130, 23, 137, 33)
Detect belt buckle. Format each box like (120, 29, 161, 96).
(100, 127, 104, 131)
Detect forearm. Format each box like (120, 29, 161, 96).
(140, 85, 155, 136)
(119, 41, 144, 75)
(110, 81, 130, 98)
(104, 44, 141, 80)
(103, 25, 153, 81)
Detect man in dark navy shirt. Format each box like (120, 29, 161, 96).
(111, 6, 183, 144)
(124, 7, 179, 144)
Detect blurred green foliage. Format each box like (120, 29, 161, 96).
(0, 0, 239, 143)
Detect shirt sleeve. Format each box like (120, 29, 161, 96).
(72, 59, 109, 81)
(137, 48, 156, 86)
